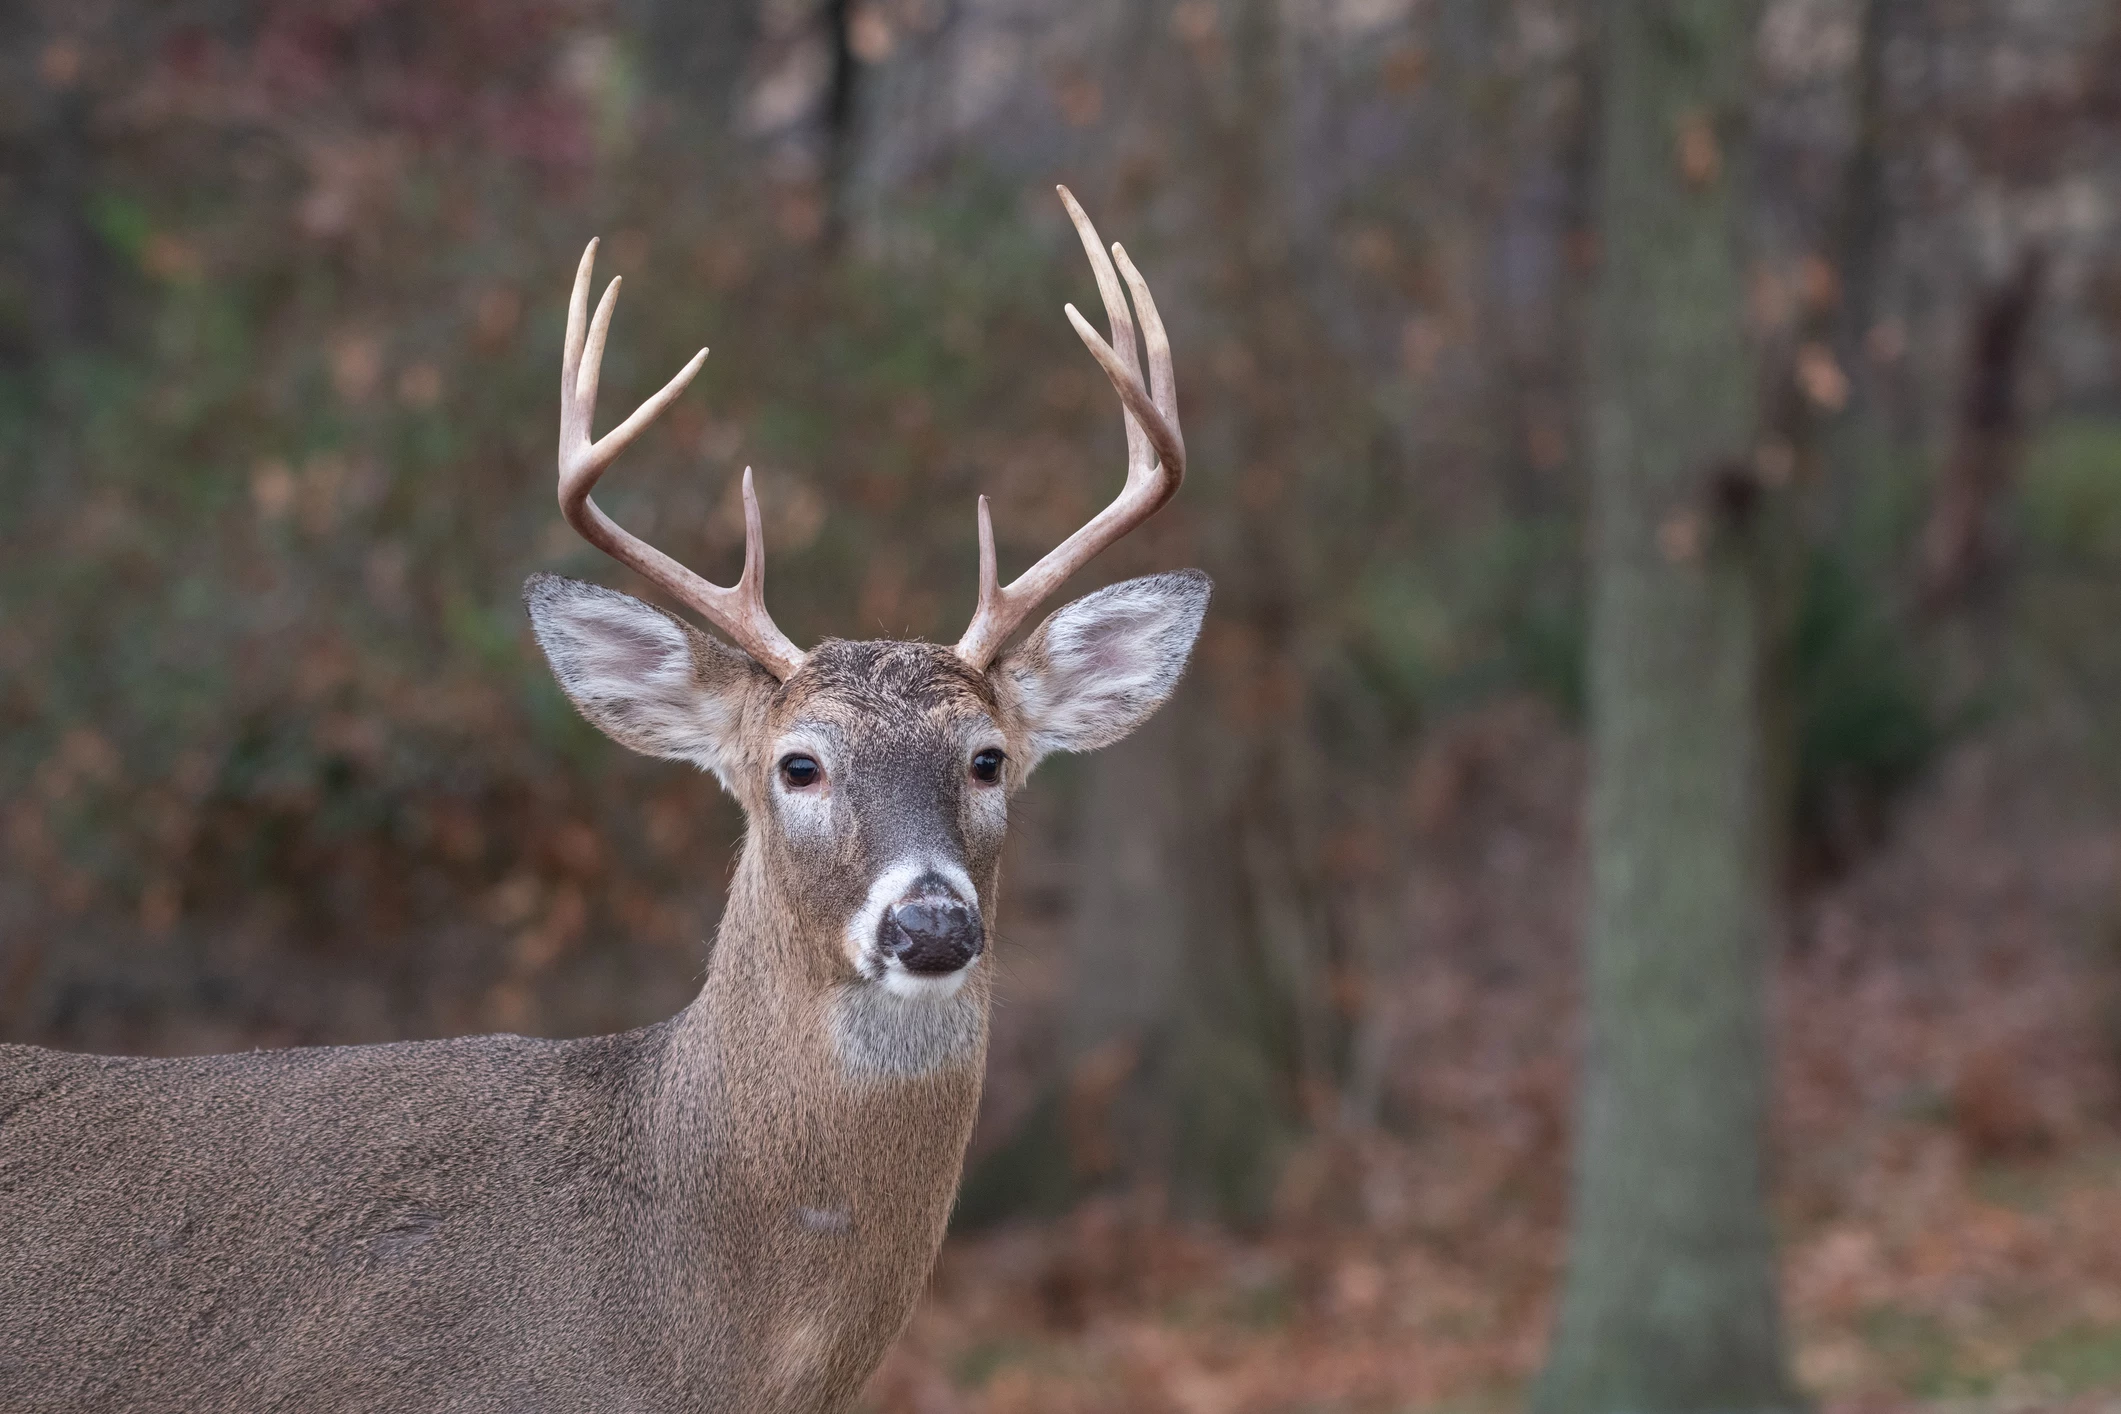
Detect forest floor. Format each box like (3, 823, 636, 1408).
(866, 704, 2121, 1413)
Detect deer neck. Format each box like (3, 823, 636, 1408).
(646, 834, 989, 1272)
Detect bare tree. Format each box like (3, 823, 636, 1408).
(1533, 2, 1802, 1408)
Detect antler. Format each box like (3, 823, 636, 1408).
(954, 187, 1187, 670)
(557, 239, 806, 680)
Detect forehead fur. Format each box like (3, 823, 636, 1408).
(771, 639, 997, 730)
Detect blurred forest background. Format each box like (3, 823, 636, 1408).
(7, 0, 2121, 1408)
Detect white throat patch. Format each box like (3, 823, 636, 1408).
(827, 982, 986, 1080)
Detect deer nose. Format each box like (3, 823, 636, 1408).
(877, 889, 983, 975)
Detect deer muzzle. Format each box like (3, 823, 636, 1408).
(876, 882, 984, 976)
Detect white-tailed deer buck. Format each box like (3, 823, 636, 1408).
(0, 188, 1206, 1413)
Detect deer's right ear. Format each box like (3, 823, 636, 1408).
(524, 573, 768, 786)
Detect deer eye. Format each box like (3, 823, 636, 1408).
(969, 748, 1005, 785)
(779, 754, 822, 789)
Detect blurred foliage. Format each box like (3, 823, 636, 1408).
(1, 0, 2119, 1265)
(1353, 515, 1586, 731)
(1355, 505, 1949, 872)
(1790, 546, 1943, 864)
(6, 0, 2121, 1404)
(2021, 418, 2121, 566)
(2008, 415, 2121, 788)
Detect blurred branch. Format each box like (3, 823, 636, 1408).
(1918, 246, 2047, 612)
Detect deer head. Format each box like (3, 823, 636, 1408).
(524, 188, 1205, 1040)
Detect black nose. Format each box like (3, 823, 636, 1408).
(877, 890, 983, 975)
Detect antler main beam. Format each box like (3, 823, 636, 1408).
(955, 187, 1186, 670)
(557, 240, 806, 680)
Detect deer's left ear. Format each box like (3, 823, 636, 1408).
(992, 570, 1211, 772)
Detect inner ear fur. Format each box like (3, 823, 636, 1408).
(524, 573, 770, 785)
(992, 569, 1211, 770)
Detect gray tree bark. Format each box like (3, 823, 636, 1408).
(1533, 3, 1803, 1410)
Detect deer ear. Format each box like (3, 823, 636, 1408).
(993, 569, 1211, 770)
(524, 573, 767, 787)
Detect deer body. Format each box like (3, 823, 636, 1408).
(0, 191, 1203, 1412)
(3, 834, 987, 1412)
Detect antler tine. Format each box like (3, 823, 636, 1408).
(1113, 242, 1182, 466)
(954, 189, 1186, 671)
(1058, 186, 1150, 476)
(556, 240, 806, 680)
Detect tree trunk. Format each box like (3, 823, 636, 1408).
(1532, 3, 1801, 1411)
